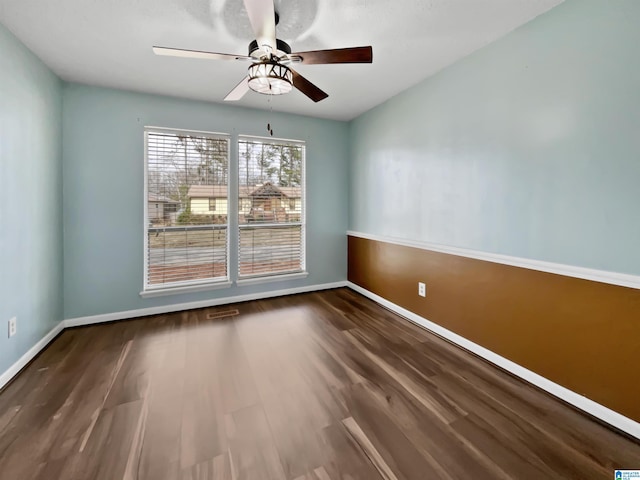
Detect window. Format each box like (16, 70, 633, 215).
(238, 137, 305, 279)
(144, 128, 229, 292)
(209, 198, 216, 212)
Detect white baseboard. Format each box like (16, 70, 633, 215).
(0, 281, 347, 391)
(0, 321, 64, 391)
(346, 281, 640, 440)
(64, 281, 348, 328)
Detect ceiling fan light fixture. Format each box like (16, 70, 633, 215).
(248, 62, 293, 95)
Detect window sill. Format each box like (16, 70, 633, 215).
(140, 280, 232, 298)
(236, 271, 309, 287)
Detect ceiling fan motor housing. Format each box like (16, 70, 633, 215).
(248, 38, 291, 60)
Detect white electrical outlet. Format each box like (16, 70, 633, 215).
(418, 282, 426, 297)
(8, 317, 17, 338)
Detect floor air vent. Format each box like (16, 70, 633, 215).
(206, 309, 240, 320)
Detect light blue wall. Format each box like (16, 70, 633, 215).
(350, 0, 640, 275)
(0, 24, 63, 373)
(63, 84, 349, 319)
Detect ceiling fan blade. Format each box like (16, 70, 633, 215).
(243, 0, 277, 51)
(224, 77, 250, 102)
(153, 46, 250, 61)
(291, 69, 328, 103)
(291, 46, 373, 65)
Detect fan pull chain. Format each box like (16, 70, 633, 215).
(267, 95, 274, 136)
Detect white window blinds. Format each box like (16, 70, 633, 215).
(238, 137, 305, 278)
(145, 129, 229, 290)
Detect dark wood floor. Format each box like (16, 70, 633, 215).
(1, 288, 639, 479)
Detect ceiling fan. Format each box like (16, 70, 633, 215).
(153, 0, 373, 103)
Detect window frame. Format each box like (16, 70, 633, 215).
(141, 126, 232, 297)
(236, 135, 307, 283)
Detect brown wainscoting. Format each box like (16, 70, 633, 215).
(348, 235, 640, 423)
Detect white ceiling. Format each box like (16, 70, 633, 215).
(0, 0, 563, 121)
